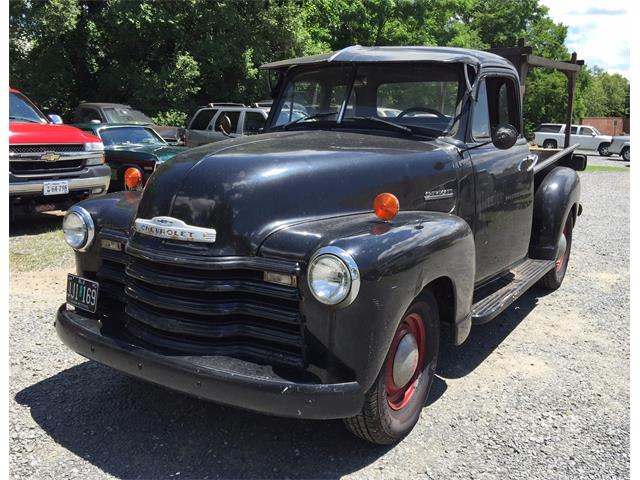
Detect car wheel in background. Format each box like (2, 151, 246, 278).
(543, 140, 557, 149)
(598, 143, 612, 156)
(622, 147, 630, 162)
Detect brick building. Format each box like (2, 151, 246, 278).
(580, 117, 630, 136)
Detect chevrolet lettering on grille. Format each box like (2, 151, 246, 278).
(133, 216, 217, 243)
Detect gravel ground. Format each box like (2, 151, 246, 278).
(9, 157, 629, 479)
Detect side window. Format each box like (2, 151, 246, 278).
(214, 110, 241, 133)
(81, 108, 102, 123)
(570, 126, 578, 135)
(580, 126, 594, 135)
(243, 112, 266, 134)
(471, 81, 491, 140)
(485, 77, 520, 134)
(190, 109, 218, 130)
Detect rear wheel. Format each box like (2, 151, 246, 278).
(598, 143, 611, 156)
(537, 215, 573, 290)
(622, 147, 630, 162)
(343, 292, 439, 445)
(543, 139, 557, 149)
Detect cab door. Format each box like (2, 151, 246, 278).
(576, 126, 597, 150)
(466, 74, 535, 283)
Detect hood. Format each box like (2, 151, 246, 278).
(9, 122, 100, 144)
(135, 130, 459, 256)
(108, 144, 185, 162)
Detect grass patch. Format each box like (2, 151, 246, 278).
(9, 213, 75, 272)
(584, 165, 629, 172)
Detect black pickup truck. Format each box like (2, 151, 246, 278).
(56, 45, 585, 444)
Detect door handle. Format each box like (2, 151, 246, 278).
(519, 154, 538, 172)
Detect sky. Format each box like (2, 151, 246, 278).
(540, 0, 630, 78)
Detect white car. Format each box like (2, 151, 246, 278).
(185, 105, 268, 148)
(533, 123, 613, 156)
(609, 136, 630, 161)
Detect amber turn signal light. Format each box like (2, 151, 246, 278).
(373, 192, 399, 221)
(124, 167, 143, 190)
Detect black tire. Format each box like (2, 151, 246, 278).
(537, 215, 573, 290)
(598, 143, 612, 157)
(622, 147, 630, 162)
(542, 139, 557, 149)
(343, 292, 440, 445)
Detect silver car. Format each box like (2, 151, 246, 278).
(533, 123, 613, 156)
(609, 136, 630, 161)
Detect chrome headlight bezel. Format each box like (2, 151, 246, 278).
(62, 205, 95, 252)
(84, 142, 104, 152)
(307, 246, 360, 307)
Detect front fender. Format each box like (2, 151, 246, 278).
(530, 167, 581, 260)
(71, 191, 141, 274)
(260, 211, 475, 391)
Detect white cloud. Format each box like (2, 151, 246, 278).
(540, 0, 630, 78)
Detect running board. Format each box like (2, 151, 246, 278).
(471, 259, 555, 325)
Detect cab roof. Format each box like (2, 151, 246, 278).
(260, 45, 515, 71)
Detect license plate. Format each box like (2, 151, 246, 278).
(43, 180, 69, 196)
(66, 274, 99, 313)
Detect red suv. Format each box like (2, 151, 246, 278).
(9, 88, 111, 217)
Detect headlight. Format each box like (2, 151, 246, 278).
(85, 142, 105, 165)
(62, 206, 95, 251)
(307, 246, 360, 306)
(84, 142, 104, 151)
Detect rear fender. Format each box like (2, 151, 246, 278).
(529, 166, 580, 260)
(260, 211, 475, 390)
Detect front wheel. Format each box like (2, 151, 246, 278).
(343, 292, 440, 444)
(622, 147, 630, 161)
(537, 216, 573, 290)
(598, 143, 612, 156)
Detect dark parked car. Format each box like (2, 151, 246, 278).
(72, 103, 185, 145)
(74, 123, 185, 191)
(57, 45, 585, 444)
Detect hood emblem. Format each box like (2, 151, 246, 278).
(424, 188, 455, 201)
(133, 216, 217, 243)
(40, 151, 60, 162)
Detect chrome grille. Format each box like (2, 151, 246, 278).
(10, 144, 85, 153)
(96, 238, 305, 368)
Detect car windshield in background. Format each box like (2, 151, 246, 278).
(9, 92, 48, 124)
(271, 63, 464, 136)
(99, 127, 164, 146)
(103, 107, 153, 124)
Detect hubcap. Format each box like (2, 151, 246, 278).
(555, 225, 568, 271)
(392, 333, 419, 388)
(385, 312, 426, 410)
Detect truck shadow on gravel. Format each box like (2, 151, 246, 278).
(15, 289, 547, 479)
(10, 211, 63, 237)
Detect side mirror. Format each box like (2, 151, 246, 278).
(491, 124, 518, 150)
(591, 132, 596, 136)
(48, 114, 63, 125)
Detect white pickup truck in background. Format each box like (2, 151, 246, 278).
(533, 123, 613, 156)
(609, 136, 630, 161)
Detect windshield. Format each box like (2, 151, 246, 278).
(99, 126, 165, 146)
(103, 107, 153, 124)
(270, 63, 464, 136)
(9, 92, 48, 124)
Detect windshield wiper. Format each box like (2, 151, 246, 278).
(9, 116, 41, 124)
(343, 116, 413, 135)
(282, 111, 338, 130)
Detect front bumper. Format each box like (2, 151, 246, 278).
(55, 305, 364, 420)
(9, 166, 111, 196)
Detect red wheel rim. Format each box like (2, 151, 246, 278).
(385, 312, 426, 411)
(555, 225, 568, 272)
